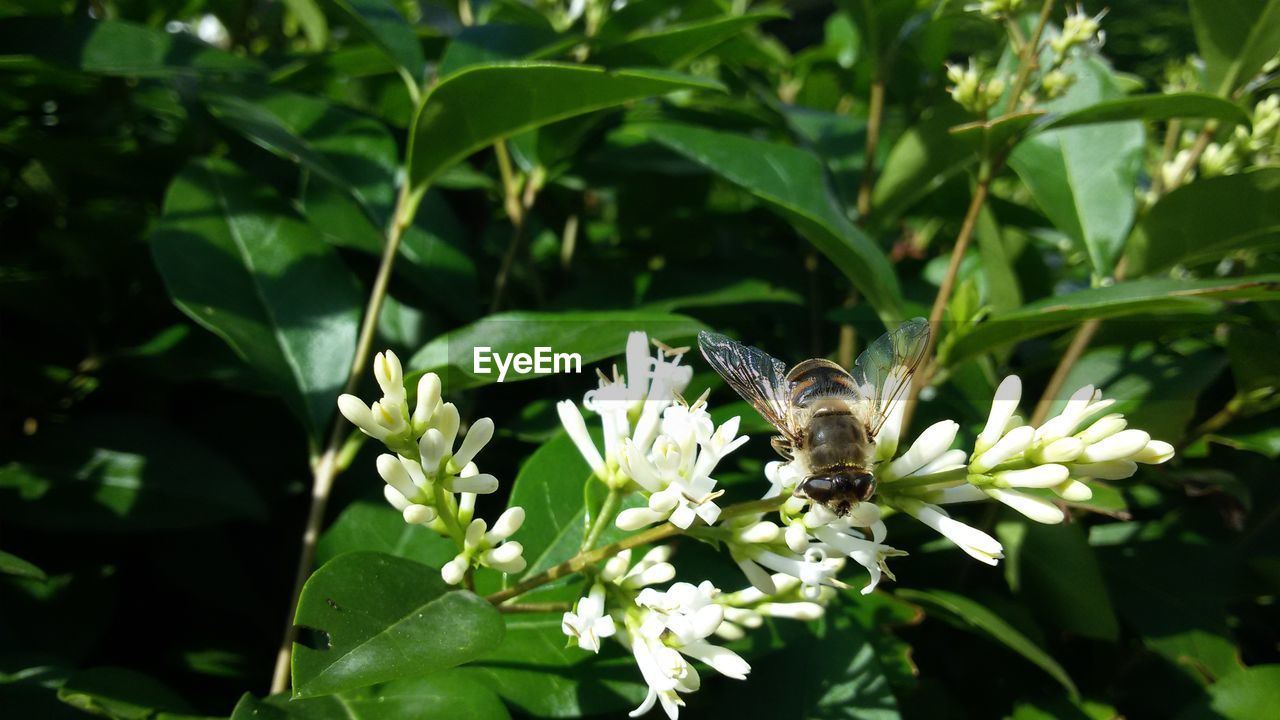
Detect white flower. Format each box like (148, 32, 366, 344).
(884, 420, 959, 479)
(902, 500, 1004, 565)
(558, 332, 694, 489)
(624, 581, 750, 718)
(615, 401, 746, 531)
(603, 547, 678, 590)
(442, 507, 527, 584)
(976, 375, 1021, 455)
(562, 583, 616, 653)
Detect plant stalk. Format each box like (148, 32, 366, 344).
(486, 496, 786, 605)
(582, 488, 622, 551)
(269, 182, 421, 694)
(1004, 0, 1056, 115)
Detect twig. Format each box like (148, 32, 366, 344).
(486, 496, 786, 605)
(901, 168, 995, 433)
(1167, 123, 1216, 192)
(490, 145, 541, 313)
(270, 183, 422, 693)
(856, 74, 885, 219)
(1149, 119, 1181, 197)
(1003, 0, 1056, 115)
(499, 602, 573, 614)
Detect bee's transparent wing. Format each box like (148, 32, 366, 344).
(850, 317, 931, 436)
(697, 331, 798, 439)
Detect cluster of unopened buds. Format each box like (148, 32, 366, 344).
(338, 350, 526, 585)
(946, 59, 1007, 114)
(545, 332, 1173, 718)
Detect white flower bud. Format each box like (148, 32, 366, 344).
(740, 521, 781, 545)
(1036, 384, 1096, 441)
(484, 541, 524, 566)
(987, 488, 1065, 524)
(1054, 479, 1093, 501)
(976, 376, 1022, 453)
(648, 488, 679, 513)
(446, 472, 499, 495)
(1068, 460, 1137, 480)
(453, 417, 495, 469)
(1032, 437, 1085, 464)
(601, 550, 632, 583)
(383, 484, 410, 511)
(419, 428, 447, 471)
(758, 602, 825, 621)
(490, 506, 525, 540)
(441, 556, 468, 585)
(1076, 414, 1127, 445)
(995, 464, 1069, 488)
(623, 562, 676, 589)
(887, 421, 959, 478)
(370, 400, 407, 435)
(412, 372, 442, 430)
(464, 518, 487, 549)
(785, 522, 810, 554)
(556, 400, 607, 478)
(1133, 440, 1174, 464)
(374, 351, 405, 405)
(403, 504, 436, 525)
(617, 506, 667, 531)
(972, 425, 1034, 472)
(735, 558, 777, 595)
(1079, 429, 1150, 463)
(909, 503, 1004, 565)
(376, 454, 420, 500)
(337, 394, 389, 440)
(682, 642, 750, 681)
(435, 402, 461, 452)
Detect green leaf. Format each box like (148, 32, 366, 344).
(57, 667, 196, 720)
(975, 205, 1021, 313)
(1, 17, 261, 77)
(634, 122, 904, 323)
(872, 106, 976, 224)
(461, 615, 648, 717)
(437, 23, 574, 78)
(231, 672, 511, 720)
(282, 0, 329, 48)
(0, 550, 45, 580)
(1189, 0, 1280, 95)
(1177, 664, 1280, 720)
(316, 501, 456, 568)
(1009, 56, 1145, 276)
(1128, 169, 1280, 276)
(406, 63, 724, 193)
(998, 521, 1119, 642)
(202, 88, 398, 227)
(507, 432, 645, 580)
(897, 588, 1078, 699)
(638, 277, 803, 312)
(593, 11, 786, 68)
(1036, 92, 1252, 132)
(291, 552, 504, 698)
(150, 157, 363, 439)
(407, 310, 707, 390)
(331, 0, 426, 85)
(717, 611, 901, 719)
(0, 416, 265, 533)
(943, 276, 1280, 367)
(301, 180, 478, 318)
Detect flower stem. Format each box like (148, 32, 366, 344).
(582, 488, 622, 551)
(486, 496, 786, 605)
(855, 73, 885, 219)
(498, 601, 573, 614)
(901, 166, 995, 434)
(1167, 123, 1216, 191)
(1004, 0, 1056, 115)
(269, 180, 424, 694)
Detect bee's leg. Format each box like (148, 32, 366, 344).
(771, 435, 794, 460)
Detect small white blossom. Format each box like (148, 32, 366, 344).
(442, 507, 528, 584)
(562, 583, 616, 653)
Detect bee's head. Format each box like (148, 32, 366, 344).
(796, 470, 877, 511)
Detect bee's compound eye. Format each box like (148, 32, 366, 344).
(799, 476, 836, 501)
(851, 472, 876, 501)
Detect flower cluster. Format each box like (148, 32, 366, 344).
(338, 350, 526, 585)
(967, 0, 1025, 20)
(1049, 5, 1107, 61)
(871, 375, 1173, 563)
(946, 59, 1006, 114)
(1198, 95, 1280, 178)
(546, 332, 1172, 719)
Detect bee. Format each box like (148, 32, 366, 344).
(697, 318, 930, 517)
